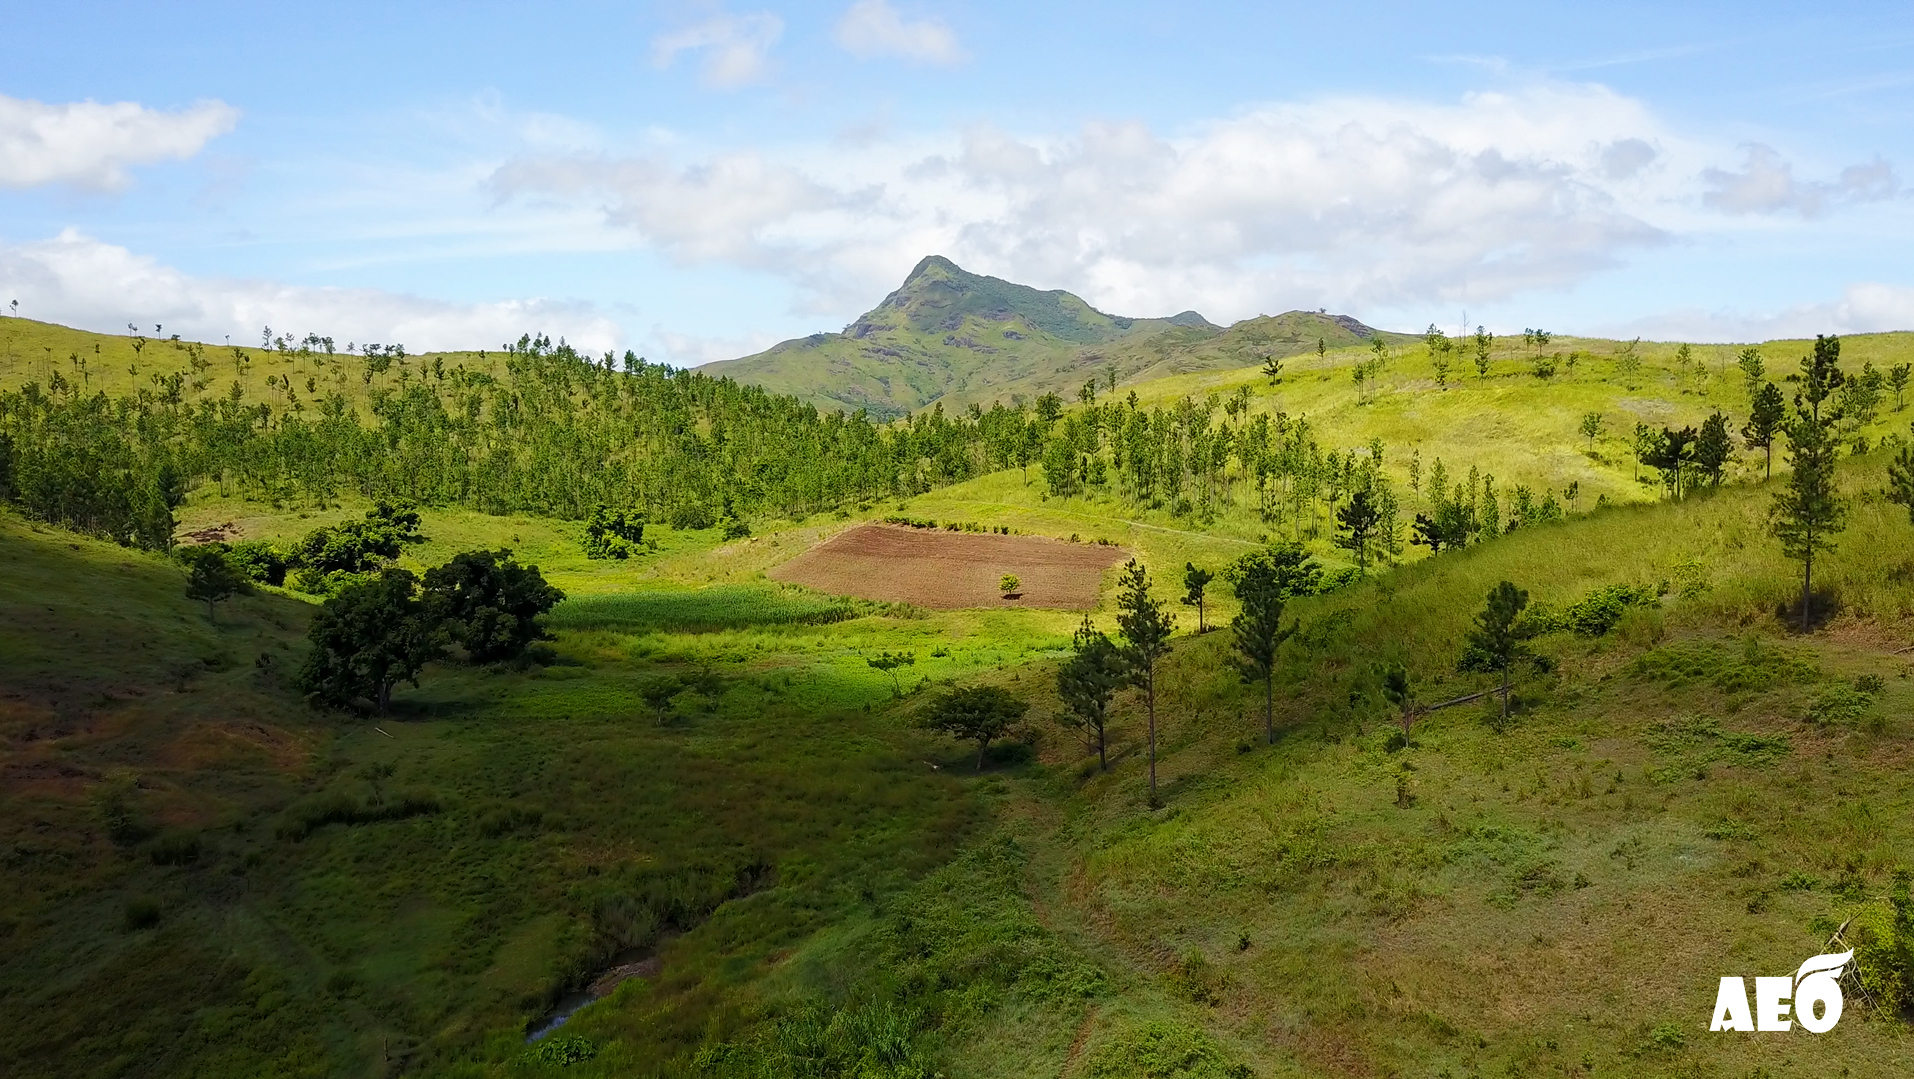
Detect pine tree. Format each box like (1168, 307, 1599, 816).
(1116, 560, 1175, 803)
(1464, 581, 1529, 724)
(1742, 382, 1785, 479)
(1181, 562, 1214, 632)
(1228, 544, 1317, 744)
(1057, 617, 1125, 770)
(1693, 411, 1734, 486)
(1770, 335, 1848, 632)
(1887, 424, 1914, 526)
(1335, 487, 1381, 571)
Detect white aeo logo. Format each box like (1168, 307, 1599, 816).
(1711, 951, 1852, 1033)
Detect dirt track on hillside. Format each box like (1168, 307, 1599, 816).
(769, 524, 1129, 609)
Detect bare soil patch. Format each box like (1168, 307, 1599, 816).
(770, 524, 1129, 609)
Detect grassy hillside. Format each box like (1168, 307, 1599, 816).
(8, 439, 1910, 1077)
(698, 256, 1406, 418)
(6, 291, 1914, 1078)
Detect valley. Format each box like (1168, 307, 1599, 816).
(2, 261, 1913, 1079)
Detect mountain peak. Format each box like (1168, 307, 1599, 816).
(855, 255, 1210, 344)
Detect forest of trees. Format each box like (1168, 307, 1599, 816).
(0, 329, 1902, 594)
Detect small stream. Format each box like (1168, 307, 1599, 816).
(524, 939, 672, 1041)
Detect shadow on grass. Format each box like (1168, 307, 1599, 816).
(1776, 588, 1842, 633)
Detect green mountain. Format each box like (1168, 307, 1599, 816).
(701, 255, 1408, 417)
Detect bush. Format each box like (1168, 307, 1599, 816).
(1562, 584, 1657, 636)
(123, 897, 160, 931)
(526, 1033, 596, 1066)
(275, 787, 442, 840)
(227, 540, 289, 585)
(147, 829, 201, 866)
(668, 503, 714, 530)
(583, 505, 645, 559)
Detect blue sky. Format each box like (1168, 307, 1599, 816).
(3, 1, 1912, 361)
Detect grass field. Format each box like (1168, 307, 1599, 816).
(5, 309, 1914, 1077)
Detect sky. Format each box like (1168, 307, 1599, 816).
(3, 1, 1913, 363)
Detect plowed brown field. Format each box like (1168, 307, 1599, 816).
(769, 524, 1129, 609)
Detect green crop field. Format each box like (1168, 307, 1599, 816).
(4, 288, 1914, 1079)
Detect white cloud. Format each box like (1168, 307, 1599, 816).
(0, 230, 621, 354)
(1617, 282, 1914, 342)
(834, 0, 964, 65)
(491, 83, 1682, 321)
(1701, 143, 1898, 217)
(651, 10, 783, 88)
(0, 94, 239, 190)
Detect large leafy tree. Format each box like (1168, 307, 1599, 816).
(296, 568, 444, 713)
(1056, 617, 1125, 770)
(422, 549, 565, 663)
(1770, 335, 1848, 632)
(1115, 559, 1175, 802)
(921, 685, 1027, 771)
(1228, 543, 1318, 744)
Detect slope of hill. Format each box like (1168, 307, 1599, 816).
(699, 255, 1405, 417)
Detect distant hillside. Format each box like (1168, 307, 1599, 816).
(701, 255, 1407, 417)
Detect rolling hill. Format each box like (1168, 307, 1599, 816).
(700, 255, 1411, 417)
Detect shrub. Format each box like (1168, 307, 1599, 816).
(1804, 684, 1875, 727)
(275, 787, 442, 840)
(1825, 884, 1913, 1015)
(227, 540, 289, 585)
(668, 503, 714, 530)
(1085, 1020, 1239, 1079)
(123, 897, 160, 931)
(527, 1033, 596, 1066)
(583, 505, 645, 559)
(1561, 584, 1657, 636)
(147, 829, 201, 866)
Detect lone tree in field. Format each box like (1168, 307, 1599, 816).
(423, 549, 564, 663)
(1261, 353, 1283, 385)
(1057, 616, 1125, 770)
(1889, 363, 1911, 411)
(1463, 581, 1530, 725)
(1693, 411, 1734, 487)
(639, 675, 684, 724)
(922, 685, 1027, 771)
(998, 573, 1020, 595)
(867, 651, 916, 696)
(1743, 382, 1785, 479)
(1771, 335, 1848, 632)
(1737, 347, 1765, 394)
(295, 568, 444, 714)
(181, 544, 249, 624)
(1379, 662, 1420, 744)
(1335, 487, 1381, 571)
(1473, 326, 1492, 380)
(1578, 411, 1604, 450)
(1229, 543, 1317, 744)
(1116, 560, 1175, 803)
(1181, 562, 1214, 632)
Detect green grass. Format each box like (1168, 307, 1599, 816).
(7, 304, 1914, 1077)
(545, 585, 868, 633)
(0, 508, 995, 1078)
